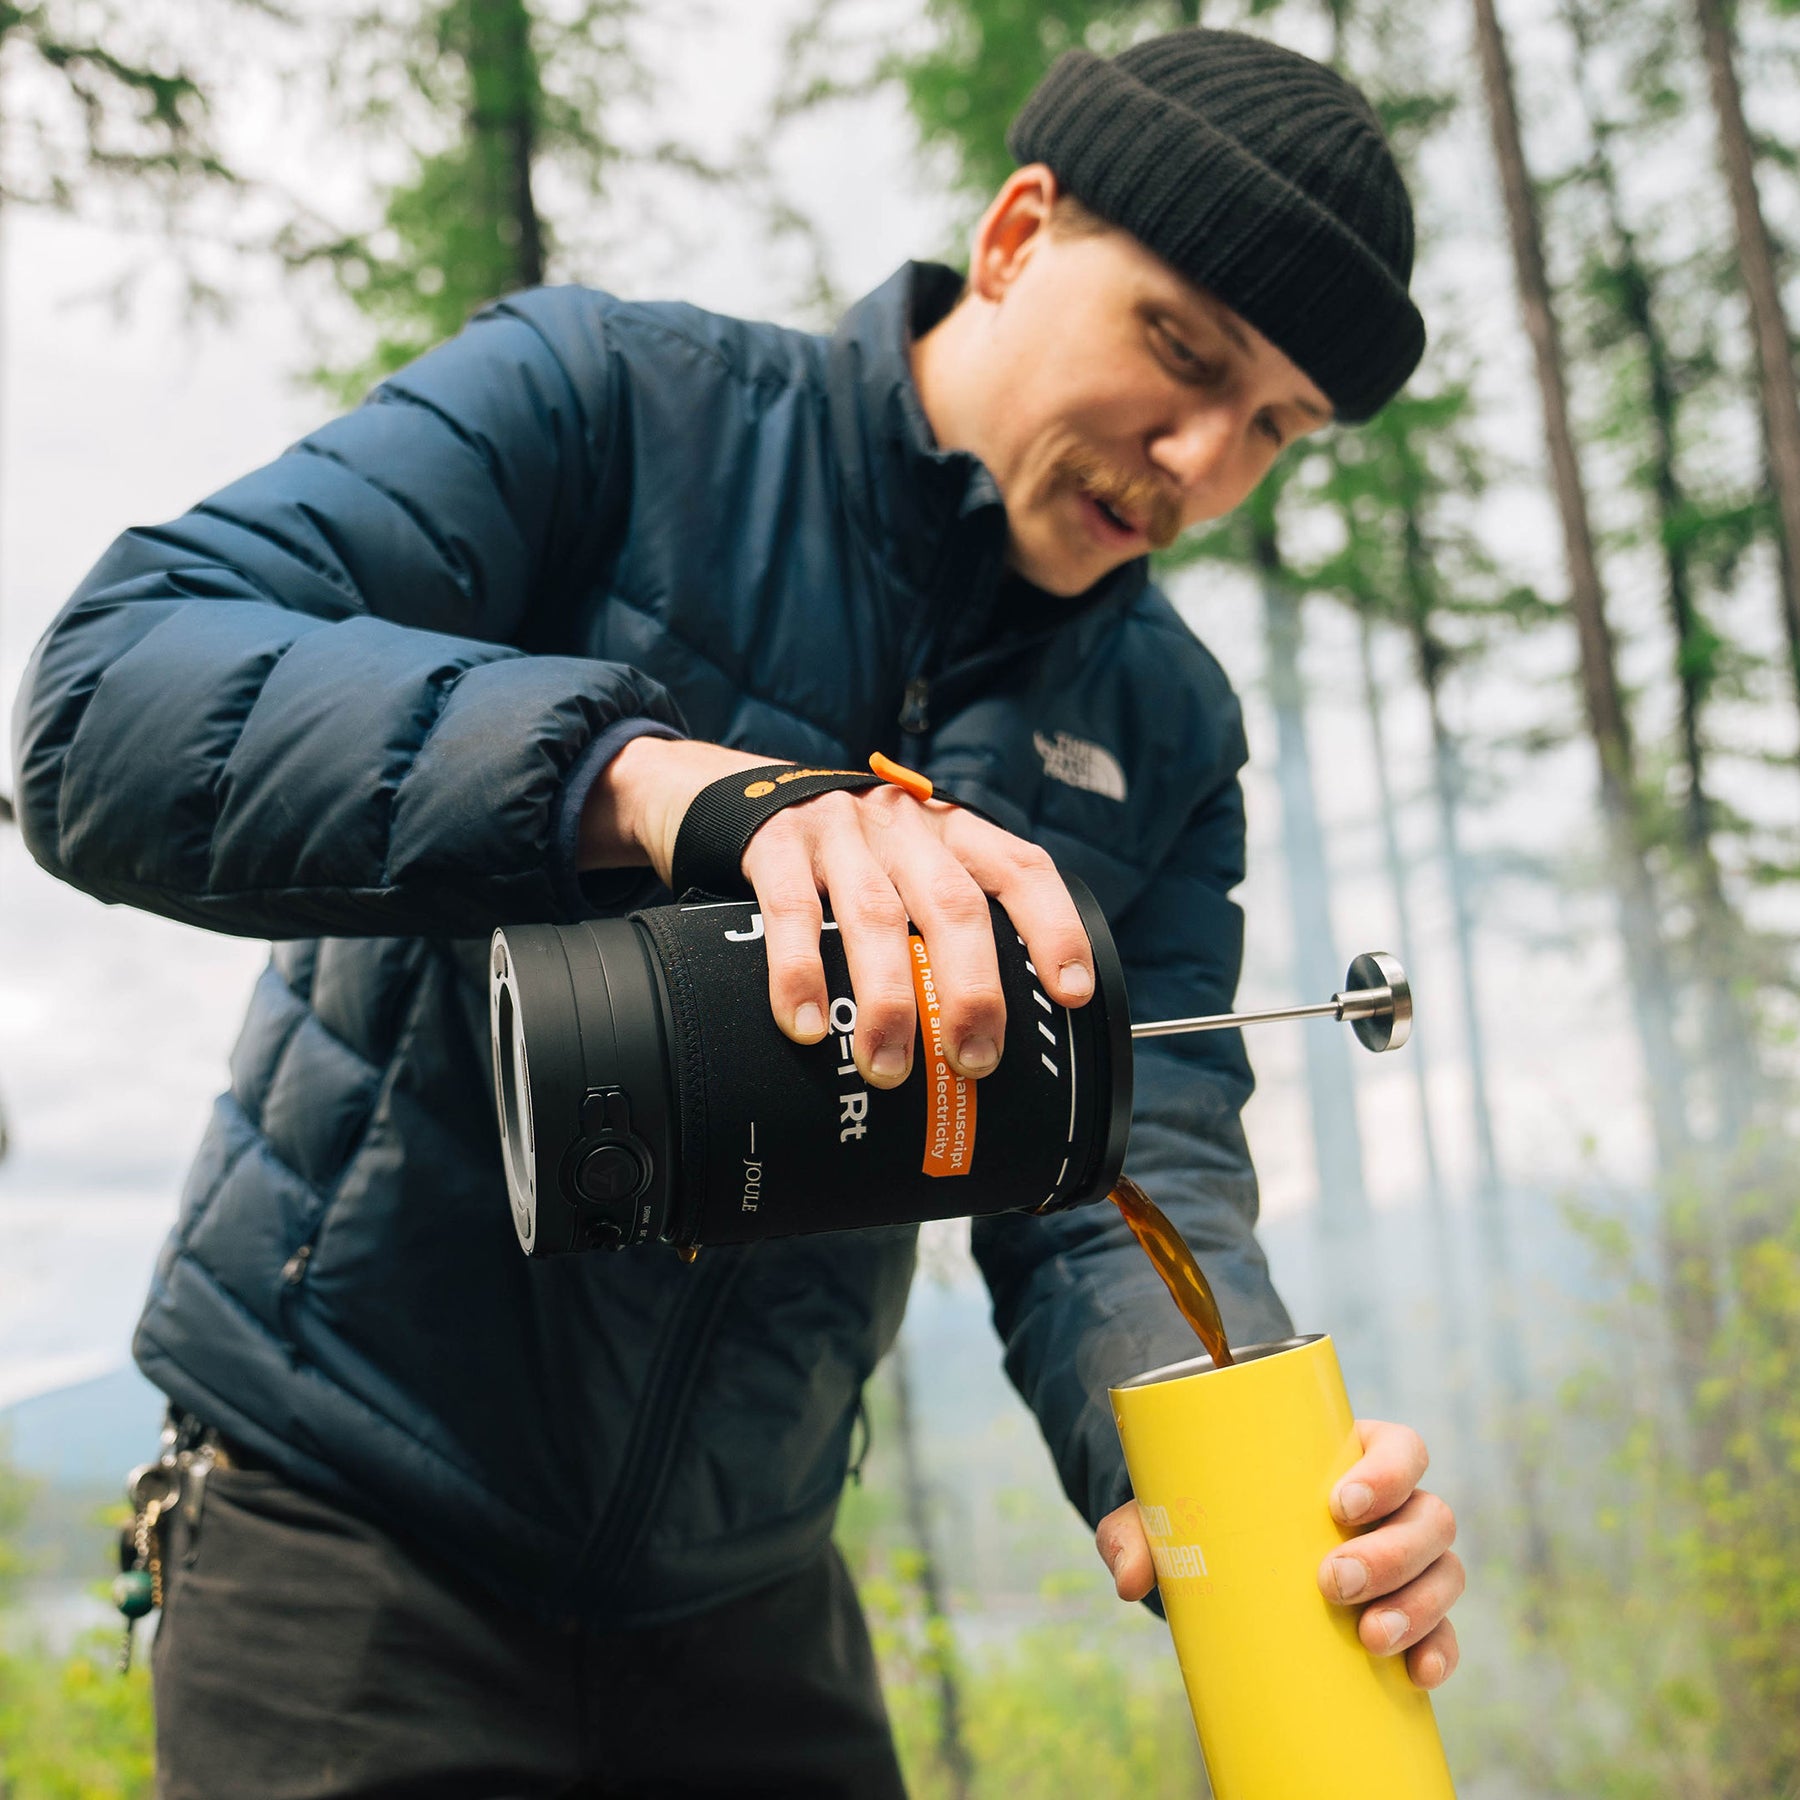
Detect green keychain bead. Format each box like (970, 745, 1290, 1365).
(113, 1569, 155, 1620)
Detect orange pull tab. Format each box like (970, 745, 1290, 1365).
(870, 751, 934, 802)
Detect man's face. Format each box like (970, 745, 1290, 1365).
(931, 183, 1334, 597)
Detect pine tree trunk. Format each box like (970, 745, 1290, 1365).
(465, 0, 545, 291)
(1397, 555, 1555, 1600)
(1358, 616, 1477, 1462)
(1400, 571, 1502, 1202)
(1258, 528, 1390, 1393)
(889, 1340, 973, 1800)
(1470, 0, 1692, 1171)
(1693, 0, 1800, 728)
(1565, 0, 1759, 1144)
(1357, 616, 1447, 1216)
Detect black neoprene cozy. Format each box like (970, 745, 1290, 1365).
(489, 886, 1134, 1256)
(1008, 27, 1425, 422)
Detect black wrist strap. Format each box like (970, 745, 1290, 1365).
(671, 763, 884, 900)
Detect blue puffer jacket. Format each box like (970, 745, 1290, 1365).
(14, 263, 1290, 1627)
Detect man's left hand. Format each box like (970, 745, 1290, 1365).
(1094, 1418, 1463, 1689)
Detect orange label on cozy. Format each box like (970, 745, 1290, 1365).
(910, 935, 977, 1178)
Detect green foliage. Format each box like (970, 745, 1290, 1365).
(0, 1444, 155, 1798)
(0, 1, 242, 215)
(778, 0, 1199, 263)
(1465, 1157, 1800, 1797)
(304, 0, 768, 397)
(846, 1530, 1205, 1800)
(1552, 0, 1765, 711)
(0, 1646, 156, 1800)
(898, 0, 1196, 209)
(838, 1354, 1205, 1799)
(960, 1625, 1202, 1797)
(312, 0, 620, 395)
(0, 0, 255, 320)
(0, 1453, 33, 1610)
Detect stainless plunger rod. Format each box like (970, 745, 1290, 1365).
(1131, 999, 1344, 1038)
(1128, 954, 1410, 1054)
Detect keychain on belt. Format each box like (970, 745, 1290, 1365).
(114, 1416, 216, 1674)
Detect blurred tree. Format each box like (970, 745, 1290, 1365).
(1556, 0, 1763, 1146)
(1303, 394, 1510, 1204)
(1475, 1165, 1800, 1797)
(303, 0, 651, 395)
(1186, 469, 1389, 1387)
(1463, 5, 1760, 1576)
(780, 0, 1203, 236)
(1277, 0, 1566, 1565)
(1294, 385, 1529, 1444)
(1355, 616, 1445, 1212)
(1690, 0, 1800, 731)
(896, 0, 1201, 213)
(1469, 0, 1696, 1174)
(1284, 0, 1511, 1379)
(0, 1, 242, 227)
(291, 0, 801, 397)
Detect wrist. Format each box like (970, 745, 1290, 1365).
(578, 732, 666, 870)
(579, 736, 777, 882)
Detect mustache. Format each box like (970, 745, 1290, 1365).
(1056, 448, 1183, 551)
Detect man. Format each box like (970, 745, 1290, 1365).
(15, 27, 1462, 1798)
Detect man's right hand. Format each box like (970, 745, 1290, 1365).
(577, 735, 1095, 1088)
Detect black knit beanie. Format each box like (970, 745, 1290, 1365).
(1008, 29, 1424, 422)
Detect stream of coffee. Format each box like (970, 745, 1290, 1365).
(1109, 1175, 1235, 1368)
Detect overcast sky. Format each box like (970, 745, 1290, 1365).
(4, 0, 1778, 1415)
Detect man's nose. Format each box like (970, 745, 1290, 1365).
(1150, 407, 1239, 497)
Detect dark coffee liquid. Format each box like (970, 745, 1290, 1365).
(1109, 1175, 1235, 1368)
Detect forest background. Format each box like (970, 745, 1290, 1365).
(0, 0, 1797, 1794)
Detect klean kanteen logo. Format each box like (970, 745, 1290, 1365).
(1138, 1502, 1209, 1582)
(910, 936, 976, 1177)
(1033, 730, 1127, 802)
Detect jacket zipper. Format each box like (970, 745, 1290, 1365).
(274, 1240, 316, 1355)
(897, 675, 930, 750)
(581, 1249, 753, 1576)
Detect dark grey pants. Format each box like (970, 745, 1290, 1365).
(152, 1459, 907, 1800)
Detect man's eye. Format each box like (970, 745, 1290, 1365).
(1153, 320, 1212, 380)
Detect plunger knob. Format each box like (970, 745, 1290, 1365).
(1335, 952, 1411, 1053)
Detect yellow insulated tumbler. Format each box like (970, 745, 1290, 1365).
(1110, 1333, 1457, 1800)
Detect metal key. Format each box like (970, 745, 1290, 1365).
(116, 1461, 178, 1674)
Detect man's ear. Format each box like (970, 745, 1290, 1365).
(969, 163, 1061, 303)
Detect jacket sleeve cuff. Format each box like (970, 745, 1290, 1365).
(551, 717, 686, 917)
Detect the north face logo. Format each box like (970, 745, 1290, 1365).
(1033, 730, 1127, 802)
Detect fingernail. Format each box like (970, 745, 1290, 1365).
(1377, 1609, 1409, 1650)
(1335, 1481, 1374, 1522)
(871, 1042, 908, 1082)
(958, 1036, 998, 1075)
(1329, 1556, 1368, 1601)
(1418, 1648, 1446, 1686)
(1059, 961, 1092, 999)
(794, 1002, 824, 1040)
